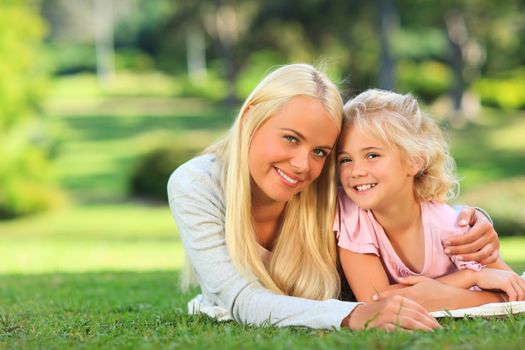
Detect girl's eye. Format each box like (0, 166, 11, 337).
(313, 149, 328, 157)
(366, 153, 379, 159)
(338, 157, 351, 164)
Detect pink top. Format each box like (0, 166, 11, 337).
(334, 191, 483, 284)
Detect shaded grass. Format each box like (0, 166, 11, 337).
(1, 271, 525, 350)
(46, 95, 234, 203)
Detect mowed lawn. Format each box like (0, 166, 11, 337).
(1, 83, 525, 348)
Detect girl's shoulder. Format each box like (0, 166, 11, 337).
(422, 201, 464, 232)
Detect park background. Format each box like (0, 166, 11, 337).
(1, 0, 524, 348)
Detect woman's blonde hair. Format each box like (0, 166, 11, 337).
(205, 64, 343, 300)
(343, 89, 459, 202)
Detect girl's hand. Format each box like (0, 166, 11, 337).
(476, 268, 525, 301)
(373, 276, 460, 312)
(444, 206, 500, 265)
(345, 296, 441, 332)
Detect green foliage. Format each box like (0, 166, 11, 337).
(0, 1, 61, 218)
(236, 50, 286, 99)
(396, 60, 453, 102)
(129, 147, 199, 201)
(44, 43, 96, 75)
(474, 70, 525, 110)
(459, 178, 525, 236)
(175, 67, 229, 101)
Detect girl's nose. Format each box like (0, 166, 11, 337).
(351, 165, 367, 178)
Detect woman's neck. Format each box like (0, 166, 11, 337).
(251, 199, 286, 251)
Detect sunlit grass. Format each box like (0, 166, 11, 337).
(0, 204, 185, 274)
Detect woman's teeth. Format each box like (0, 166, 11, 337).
(277, 168, 298, 184)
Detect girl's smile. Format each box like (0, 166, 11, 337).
(337, 126, 418, 214)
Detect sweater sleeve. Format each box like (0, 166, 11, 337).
(167, 156, 360, 329)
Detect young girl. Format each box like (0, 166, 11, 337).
(336, 89, 525, 308)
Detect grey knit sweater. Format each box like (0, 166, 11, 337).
(168, 154, 359, 329)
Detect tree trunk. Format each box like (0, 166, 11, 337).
(378, 0, 397, 90)
(94, 0, 115, 87)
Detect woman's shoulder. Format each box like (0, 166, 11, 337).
(167, 153, 223, 200)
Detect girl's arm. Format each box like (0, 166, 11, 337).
(338, 248, 440, 330)
(338, 247, 391, 303)
(387, 258, 525, 302)
(376, 275, 507, 311)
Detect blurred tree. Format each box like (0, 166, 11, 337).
(0, 1, 62, 218)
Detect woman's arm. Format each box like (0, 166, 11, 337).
(168, 157, 358, 329)
(446, 207, 500, 264)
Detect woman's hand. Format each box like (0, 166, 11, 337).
(444, 206, 500, 264)
(344, 296, 441, 332)
(475, 268, 525, 301)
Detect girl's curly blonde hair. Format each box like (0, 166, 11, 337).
(343, 89, 459, 202)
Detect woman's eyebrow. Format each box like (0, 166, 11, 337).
(279, 128, 333, 150)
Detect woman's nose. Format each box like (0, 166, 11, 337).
(290, 149, 309, 172)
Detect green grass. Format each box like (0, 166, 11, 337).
(1, 271, 525, 349)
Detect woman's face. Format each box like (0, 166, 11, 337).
(248, 95, 340, 205)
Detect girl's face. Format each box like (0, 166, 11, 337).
(337, 125, 419, 212)
(248, 95, 339, 206)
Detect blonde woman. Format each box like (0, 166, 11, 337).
(168, 64, 500, 331)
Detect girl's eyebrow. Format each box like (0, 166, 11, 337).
(337, 146, 383, 156)
(361, 146, 383, 151)
(280, 128, 333, 150)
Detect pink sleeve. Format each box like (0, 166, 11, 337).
(334, 193, 379, 256)
(451, 256, 484, 272)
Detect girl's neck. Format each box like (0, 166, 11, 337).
(372, 196, 421, 239)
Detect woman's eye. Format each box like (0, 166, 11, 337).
(285, 135, 298, 143)
(366, 153, 379, 159)
(313, 149, 327, 157)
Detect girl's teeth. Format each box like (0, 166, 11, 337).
(356, 184, 376, 191)
(277, 168, 298, 184)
